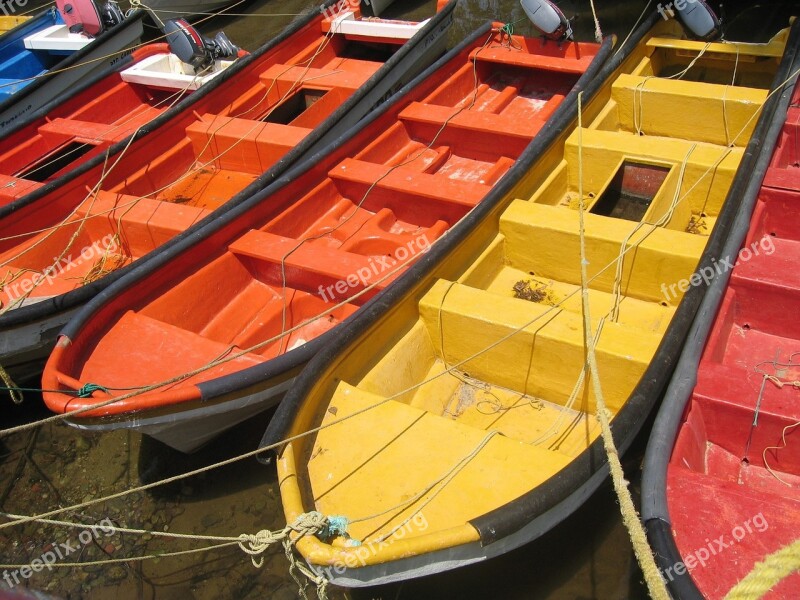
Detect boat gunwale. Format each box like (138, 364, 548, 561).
(0, 0, 459, 331)
(640, 20, 800, 600)
(0, 8, 55, 47)
(42, 22, 610, 415)
(0, 41, 175, 142)
(265, 12, 800, 569)
(0, 9, 147, 116)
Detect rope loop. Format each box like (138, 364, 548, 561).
(0, 364, 22, 404)
(238, 512, 332, 599)
(76, 383, 109, 398)
(237, 511, 329, 568)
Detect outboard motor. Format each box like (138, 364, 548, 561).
(163, 19, 239, 71)
(674, 0, 722, 41)
(56, 0, 124, 37)
(520, 0, 573, 42)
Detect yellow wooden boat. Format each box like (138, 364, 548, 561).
(0, 16, 28, 34)
(263, 15, 797, 587)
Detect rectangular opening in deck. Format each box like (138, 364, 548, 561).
(338, 40, 396, 62)
(262, 89, 328, 125)
(590, 161, 670, 222)
(14, 141, 95, 182)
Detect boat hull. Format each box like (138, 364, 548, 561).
(69, 375, 296, 452)
(41, 20, 606, 450)
(642, 23, 800, 600)
(1, 1, 456, 384)
(306, 439, 621, 587)
(0, 12, 145, 134)
(264, 15, 797, 585)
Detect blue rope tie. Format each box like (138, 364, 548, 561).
(76, 383, 109, 398)
(318, 515, 361, 546)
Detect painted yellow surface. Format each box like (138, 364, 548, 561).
(278, 19, 791, 571)
(0, 16, 28, 33)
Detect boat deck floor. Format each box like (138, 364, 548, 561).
(294, 34, 778, 550)
(667, 90, 800, 598)
(47, 33, 589, 414)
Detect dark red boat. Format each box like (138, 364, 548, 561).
(643, 36, 800, 600)
(0, 39, 246, 204)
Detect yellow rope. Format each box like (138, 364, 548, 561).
(724, 539, 800, 599)
(3, 22, 798, 556)
(588, 0, 603, 43)
(0, 511, 331, 599)
(575, 91, 669, 600)
(0, 363, 21, 404)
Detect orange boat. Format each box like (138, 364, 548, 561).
(41, 22, 610, 452)
(0, 0, 457, 381)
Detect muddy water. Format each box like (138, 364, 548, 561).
(0, 1, 792, 599)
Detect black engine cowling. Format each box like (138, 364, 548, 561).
(163, 19, 239, 71)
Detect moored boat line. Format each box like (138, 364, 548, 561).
(261, 15, 797, 587)
(0, 0, 457, 381)
(40, 20, 607, 452)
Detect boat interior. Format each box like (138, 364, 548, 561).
(0, 43, 198, 188)
(47, 32, 597, 413)
(666, 84, 800, 597)
(0, 10, 64, 101)
(0, 10, 428, 309)
(280, 24, 786, 561)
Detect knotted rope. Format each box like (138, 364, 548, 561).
(238, 511, 337, 600)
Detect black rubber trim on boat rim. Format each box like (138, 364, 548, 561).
(467, 17, 800, 547)
(640, 19, 800, 600)
(0, 9, 147, 117)
(256, 26, 625, 458)
(0, 0, 458, 330)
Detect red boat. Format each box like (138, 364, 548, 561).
(642, 39, 800, 600)
(0, 0, 457, 382)
(41, 23, 609, 451)
(0, 37, 246, 202)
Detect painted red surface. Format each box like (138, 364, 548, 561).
(667, 83, 800, 599)
(41, 31, 600, 418)
(0, 44, 190, 203)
